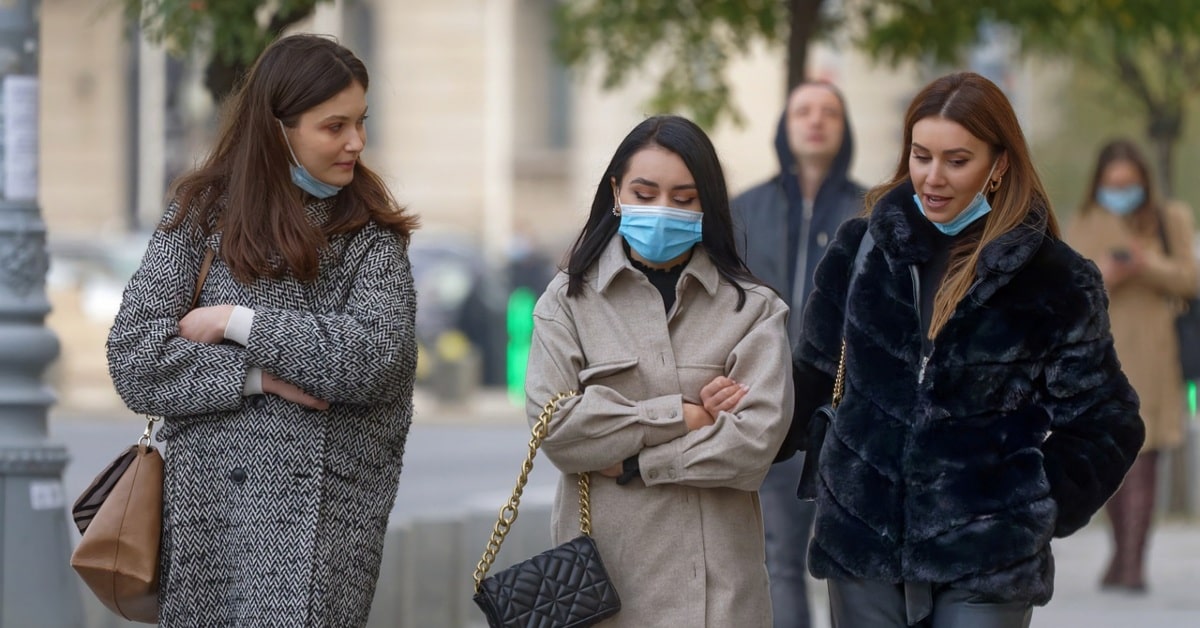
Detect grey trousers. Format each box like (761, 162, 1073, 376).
(828, 578, 1033, 628)
(761, 454, 815, 628)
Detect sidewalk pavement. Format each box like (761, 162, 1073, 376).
(800, 520, 1200, 628)
(1025, 520, 1200, 626)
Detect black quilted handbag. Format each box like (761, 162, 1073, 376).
(796, 343, 842, 501)
(472, 392, 621, 628)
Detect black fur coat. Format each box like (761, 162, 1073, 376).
(785, 182, 1144, 605)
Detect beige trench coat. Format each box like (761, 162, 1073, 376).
(1067, 202, 1198, 450)
(525, 236, 794, 627)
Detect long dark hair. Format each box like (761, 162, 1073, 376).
(565, 115, 762, 309)
(865, 72, 1057, 338)
(167, 34, 418, 283)
(1080, 138, 1163, 235)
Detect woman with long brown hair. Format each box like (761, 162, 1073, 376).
(777, 72, 1143, 626)
(1067, 138, 1198, 593)
(106, 34, 418, 626)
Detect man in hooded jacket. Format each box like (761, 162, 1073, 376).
(732, 81, 865, 628)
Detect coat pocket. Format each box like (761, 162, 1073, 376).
(578, 357, 639, 383)
(677, 363, 726, 400)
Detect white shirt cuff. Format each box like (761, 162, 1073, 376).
(242, 368, 264, 397)
(224, 305, 255, 346)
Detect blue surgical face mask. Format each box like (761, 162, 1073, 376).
(1096, 185, 1145, 216)
(617, 203, 703, 264)
(914, 160, 998, 236)
(278, 119, 342, 199)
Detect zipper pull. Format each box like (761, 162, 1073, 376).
(918, 355, 930, 384)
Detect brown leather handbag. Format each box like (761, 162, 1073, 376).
(69, 248, 215, 623)
(69, 426, 164, 623)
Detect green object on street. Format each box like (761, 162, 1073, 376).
(1189, 381, 1197, 418)
(506, 288, 537, 405)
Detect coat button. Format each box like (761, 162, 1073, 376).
(667, 410, 678, 418)
(250, 396, 267, 409)
(648, 470, 659, 480)
(230, 467, 248, 484)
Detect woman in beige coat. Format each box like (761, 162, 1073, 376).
(524, 115, 794, 627)
(1066, 138, 1198, 593)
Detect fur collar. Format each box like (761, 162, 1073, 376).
(868, 180, 1051, 304)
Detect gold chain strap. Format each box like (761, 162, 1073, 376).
(473, 391, 580, 592)
(831, 339, 847, 408)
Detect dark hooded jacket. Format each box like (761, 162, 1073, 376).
(732, 101, 865, 343)
(782, 182, 1144, 605)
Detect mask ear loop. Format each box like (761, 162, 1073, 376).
(980, 158, 1000, 196)
(277, 119, 302, 168)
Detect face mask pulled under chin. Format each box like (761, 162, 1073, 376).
(278, 119, 343, 199)
(914, 160, 998, 236)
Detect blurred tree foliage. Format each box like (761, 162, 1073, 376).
(557, 0, 1200, 195)
(861, 0, 1200, 196)
(122, 0, 332, 104)
(554, 0, 833, 128)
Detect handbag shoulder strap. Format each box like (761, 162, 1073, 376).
(191, 248, 216, 310)
(832, 228, 875, 408)
(473, 391, 579, 592)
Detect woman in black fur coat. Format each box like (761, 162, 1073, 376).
(778, 72, 1144, 627)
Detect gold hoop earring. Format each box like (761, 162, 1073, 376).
(989, 176, 1002, 193)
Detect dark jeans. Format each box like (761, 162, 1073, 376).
(761, 454, 815, 628)
(828, 578, 1033, 628)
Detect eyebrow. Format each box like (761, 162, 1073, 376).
(629, 177, 697, 191)
(910, 142, 973, 156)
(318, 107, 369, 123)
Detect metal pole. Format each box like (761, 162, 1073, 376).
(0, 0, 85, 625)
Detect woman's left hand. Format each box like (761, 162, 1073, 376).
(700, 376, 748, 417)
(179, 305, 235, 344)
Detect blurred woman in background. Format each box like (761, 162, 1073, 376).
(1067, 138, 1198, 593)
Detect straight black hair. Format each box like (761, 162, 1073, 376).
(565, 115, 762, 309)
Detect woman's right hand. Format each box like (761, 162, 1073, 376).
(262, 372, 330, 411)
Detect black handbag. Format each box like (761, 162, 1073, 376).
(797, 230, 873, 501)
(1157, 214, 1200, 381)
(472, 392, 621, 628)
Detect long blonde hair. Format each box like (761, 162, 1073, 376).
(864, 72, 1060, 338)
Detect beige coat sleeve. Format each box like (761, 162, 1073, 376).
(1140, 202, 1199, 298)
(637, 295, 794, 492)
(524, 292, 691, 475)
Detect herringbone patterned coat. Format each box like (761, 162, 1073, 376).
(107, 199, 417, 627)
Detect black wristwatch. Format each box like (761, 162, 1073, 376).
(615, 455, 641, 486)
